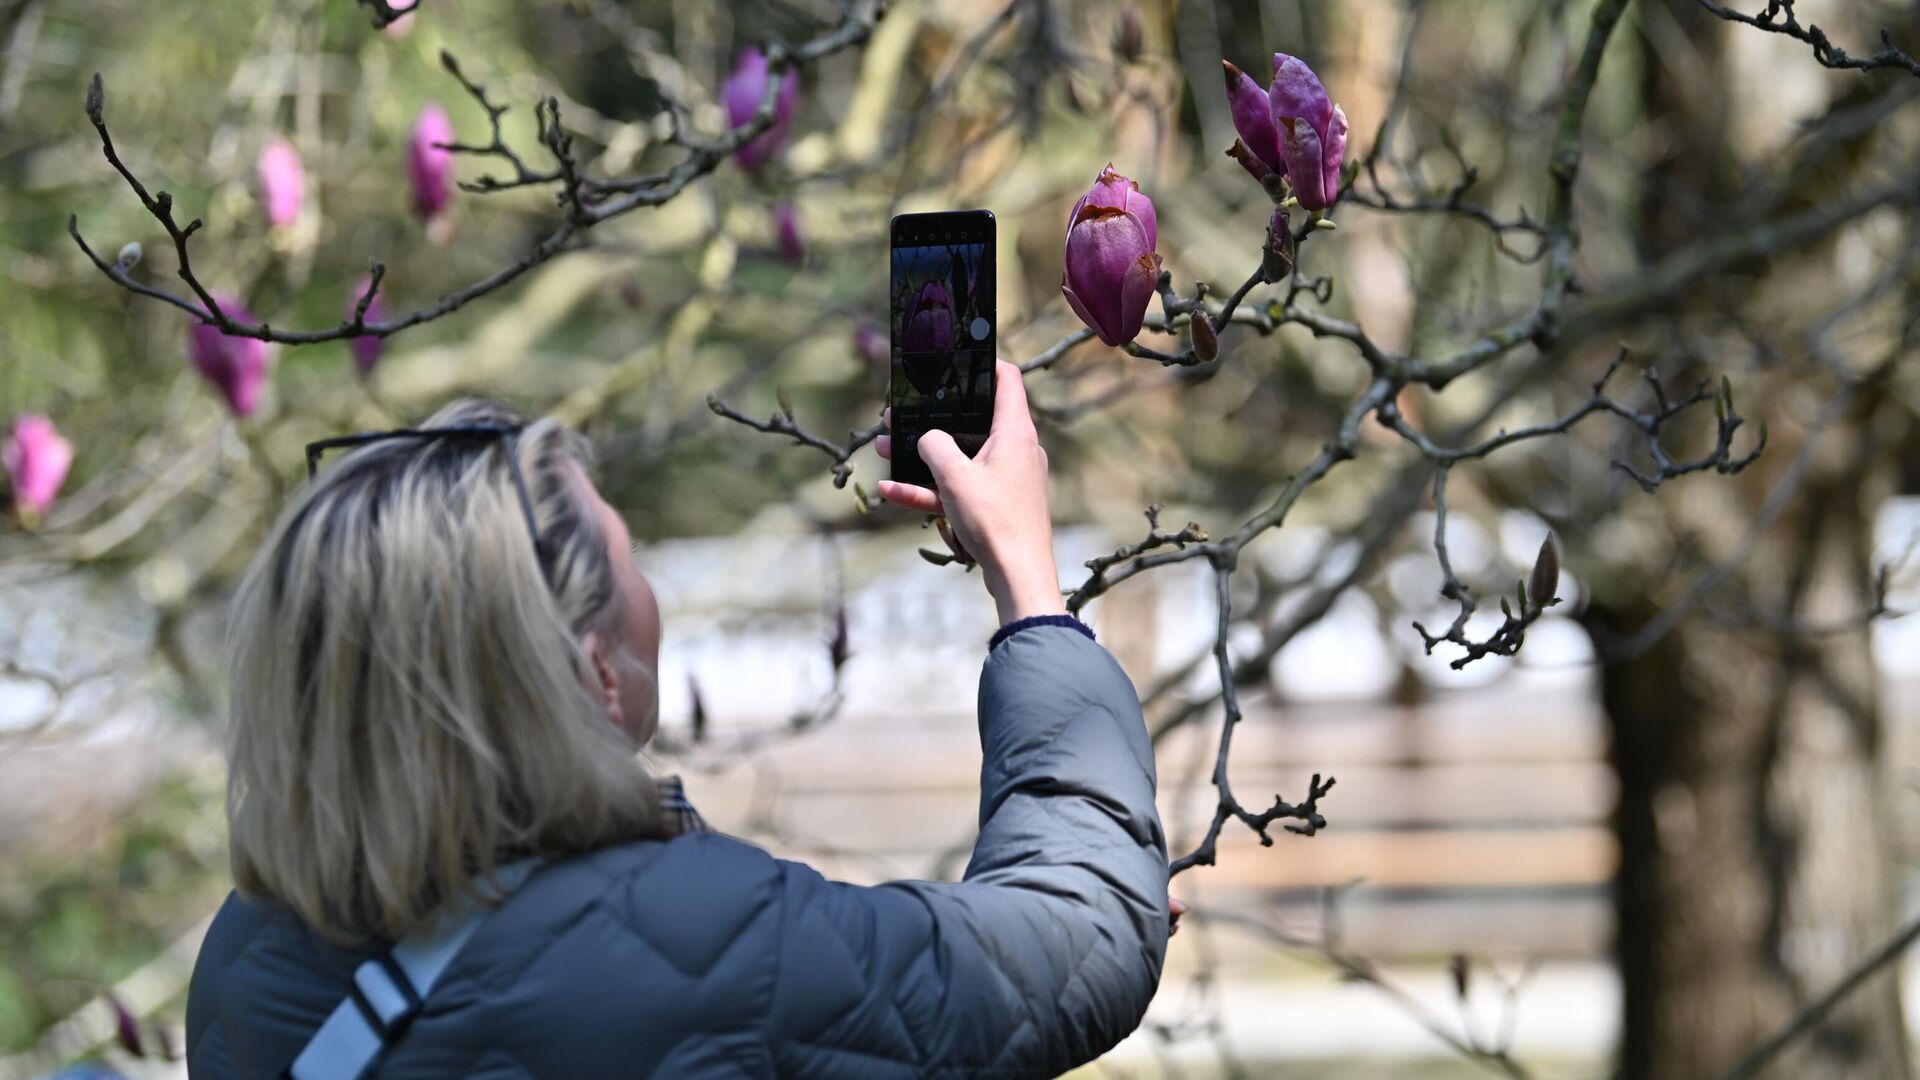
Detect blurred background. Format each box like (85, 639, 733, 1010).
(3, 0, 1919, 1076)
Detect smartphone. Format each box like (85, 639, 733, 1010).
(889, 209, 996, 488)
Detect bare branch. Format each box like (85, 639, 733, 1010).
(704, 393, 879, 490)
(1698, 0, 1920, 78)
(1712, 909, 1920, 1080)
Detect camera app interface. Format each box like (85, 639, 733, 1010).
(891, 228, 993, 448)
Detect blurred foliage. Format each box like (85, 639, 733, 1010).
(0, 772, 225, 1053)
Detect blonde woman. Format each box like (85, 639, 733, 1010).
(185, 361, 1170, 1078)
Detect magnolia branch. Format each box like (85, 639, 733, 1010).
(1166, 560, 1335, 876)
(703, 394, 879, 490)
(1697, 0, 1920, 78)
(68, 1, 890, 344)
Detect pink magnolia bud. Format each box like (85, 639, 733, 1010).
(347, 277, 387, 376)
(409, 104, 456, 223)
(723, 48, 800, 173)
(256, 136, 305, 229)
(188, 294, 272, 418)
(1222, 60, 1283, 175)
(774, 202, 805, 265)
(3, 413, 73, 517)
(1267, 53, 1346, 210)
(1061, 163, 1162, 347)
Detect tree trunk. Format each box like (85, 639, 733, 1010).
(1589, 418, 1908, 1079)
(1584, 7, 1911, 1074)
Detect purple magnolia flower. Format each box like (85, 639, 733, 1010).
(257, 137, 305, 229)
(348, 276, 387, 376)
(1222, 53, 1347, 211)
(188, 294, 272, 418)
(1061, 164, 1161, 348)
(774, 202, 805, 265)
(409, 104, 456, 223)
(723, 48, 800, 173)
(900, 280, 954, 355)
(4, 413, 73, 517)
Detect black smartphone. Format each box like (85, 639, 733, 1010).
(889, 209, 995, 488)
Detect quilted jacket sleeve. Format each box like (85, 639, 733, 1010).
(765, 623, 1169, 1078)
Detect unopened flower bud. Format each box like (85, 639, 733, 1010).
(1061, 163, 1161, 347)
(1222, 60, 1282, 175)
(1189, 311, 1218, 361)
(1221, 52, 1349, 211)
(1262, 210, 1294, 283)
(116, 241, 142, 271)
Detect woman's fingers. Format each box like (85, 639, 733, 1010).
(990, 359, 1035, 439)
(876, 434, 891, 461)
(876, 479, 943, 515)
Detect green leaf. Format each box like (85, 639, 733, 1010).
(918, 547, 954, 567)
(776, 386, 794, 418)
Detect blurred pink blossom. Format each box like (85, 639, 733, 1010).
(723, 49, 800, 172)
(348, 277, 387, 376)
(257, 137, 305, 229)
(3, 414, 73, 517)
(410, 104, 456, 224)
(188, 294, 272, 417)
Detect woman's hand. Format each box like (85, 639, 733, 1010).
(876, 360, 1067, 625)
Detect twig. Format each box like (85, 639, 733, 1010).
(1697, 0, 1920, 78)
(704, 393, 877, 489)
(1712, 909, 1920, 1080)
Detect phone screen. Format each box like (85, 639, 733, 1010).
(890, 210, 995, 488)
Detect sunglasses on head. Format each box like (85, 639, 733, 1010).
(304, 424, 545, 563)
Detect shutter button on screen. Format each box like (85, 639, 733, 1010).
(970, 317, 990, 341)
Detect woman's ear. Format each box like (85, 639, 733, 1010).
(580, 630, 626, 731)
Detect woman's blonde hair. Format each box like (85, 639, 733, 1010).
(225, 399, 664, 943)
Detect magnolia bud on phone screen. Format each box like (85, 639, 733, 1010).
(889, 210, 995, 487)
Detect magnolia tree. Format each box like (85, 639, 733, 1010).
(6, 0, 1920, 1075)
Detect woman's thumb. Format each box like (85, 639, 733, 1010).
(917, 429, 965, 484)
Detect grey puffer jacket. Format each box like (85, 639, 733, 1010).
(186, 623, 1169, 1078)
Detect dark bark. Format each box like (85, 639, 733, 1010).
(1591, 416, 1906, 1078)
(1584, 5, 1912, 1077)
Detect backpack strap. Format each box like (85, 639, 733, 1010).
(286, 857, 543, 1080)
